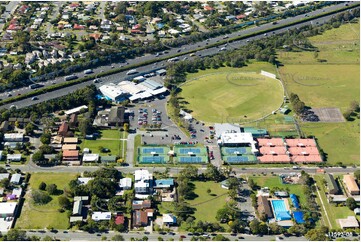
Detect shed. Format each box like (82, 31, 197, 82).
(72, 200, 83, 215)
(100, 156, 117, 163)
(0, 173, 10, 180)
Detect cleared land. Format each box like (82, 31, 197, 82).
(277, 21, 360, 165)
(159, 181, 228, 225)
(16, 173, 77, 229)
(180, 63, 284, 123)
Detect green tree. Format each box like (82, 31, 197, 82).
(42, 235, 54, 241)
(32, 189, 52, 205)
(25, 123, 35, 135)
(354, 170, 360, 182)
(179, 165, 198, 180)
(46, 184, 58, 195)
(207, 188, 211, 195)
(305, 226, 329, 241)
(32, 151, 45, 164)
(79, 119, 92, 137)
(123, 123, 129, 132)
(112, 234, 125, 241)
(40, 132, 51, 144)
(249, 219, 260, 234)
(5, 229, 27, 241)
(39, 182, 47, 190)
(0, 178, 9, 189)
(58, 196, 71, 210)
(346, 197, 357, 210)
(204, 164, 223, 182)
(213, 234, 230, 241)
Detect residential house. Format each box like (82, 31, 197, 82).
(12, 187, 22, 198)
(108, 106, 127, 126)
(134, 169, 153, 199)
(77, 177, 93, 185)
(337, 216, 359, 229)
(115, 213, 125, 225)
(63, 137, 78, 144)
(7, 154, 22, 162)
(132, 200, 151, 210)
(72, 200, 83, 215)
(343, 175, 360, 195)
(82, 154, 99, 163)
(92, 212, 111, 221)
(62, 144, 77, 151)
(10, 174, 21, 185)
(3, 133, 23, 142)
(0, 202, 17, 217)
(62, 150, 79, 161)
(163, 214, 177, 226)
(58, 122, 69, 136)
(132, 209, 153, 228)
(119, 178, 132, 190)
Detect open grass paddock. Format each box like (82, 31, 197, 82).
(180, 63, 284, 123)
(16, 173, 77, 229)
(277, 21, 360, 165)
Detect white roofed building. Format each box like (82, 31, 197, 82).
(99, 84, 129, 102)
(119, 178, 132, 190)
(82, 154, 99, 163)
(218, 132, 258, 153)
(134, 170, 153, 199)
(64, 105, 88, 116)
(92, 212, 112, 221)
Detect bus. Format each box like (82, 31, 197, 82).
(29, 83, 44, 89)
(64, 75, 78, 81)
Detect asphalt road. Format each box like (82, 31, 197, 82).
(7, 162, 358, 175)
(25, 230, 310, 241)
(0, 2, 358, 109)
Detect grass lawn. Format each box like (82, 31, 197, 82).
(250, 175, 307, 206)
(302, 122, 359, 165)
(314, 175, 355, 229)
(187, 181, 228, 222)
(80, 130, 127, 159)
(180, 62, 284, 123)
(133, 135, 142, 166)
(16, 173, 77, 229)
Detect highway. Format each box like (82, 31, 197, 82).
(0, 2, 358, 109)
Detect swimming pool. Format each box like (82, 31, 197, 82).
(271, 200, 292, 221)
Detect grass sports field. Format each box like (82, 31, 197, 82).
(16, 173, 77, 229)
(180, 62, 284, 123)
(278, 21, 360, 165)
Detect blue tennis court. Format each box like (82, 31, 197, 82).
(223, 147, 249, 154)
(271, 200, 291, 221)
(141, 147, 165, 154)
(178, 148, 201, 154)
(139, 156, 166, 164)
(226, 156, 249, 162)
(178, 156, 204, 163)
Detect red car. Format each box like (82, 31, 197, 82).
(180, 235, 186, 239)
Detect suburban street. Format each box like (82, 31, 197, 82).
(0, 2, 359, 109)
(25, 230, 309, 241)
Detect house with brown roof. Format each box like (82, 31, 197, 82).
(132, 209, 153, 228)
(343, 175, 360, 195)
(115, 213, 125, 225)
(58, 122, 69, 137)
(89, 33, 103, 41)
(132, 200, 151, 210)
(69, 114, 78, 128)
(257, 196, 273, 218)
(62, 150, 79, 161)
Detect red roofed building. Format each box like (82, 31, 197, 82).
(18, 5, 30, 15)
(62, 150, 79, 161)
(204, 5, 214, 11)
(258, 154, 291, 163)
(257, 138, 285, 147)
(74, 24, 85, 30)
(58, 122, 69, 136)
(7, 24, 22, 31)
(132, 24, 141, 30)
(285, 138, 317, 147)
(70, 3, 80, 8)
(236, 14, 246, 19)
(89, 33, 102, 41)
(115, 214, 125, 225)
(131, 29, 143, 34)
